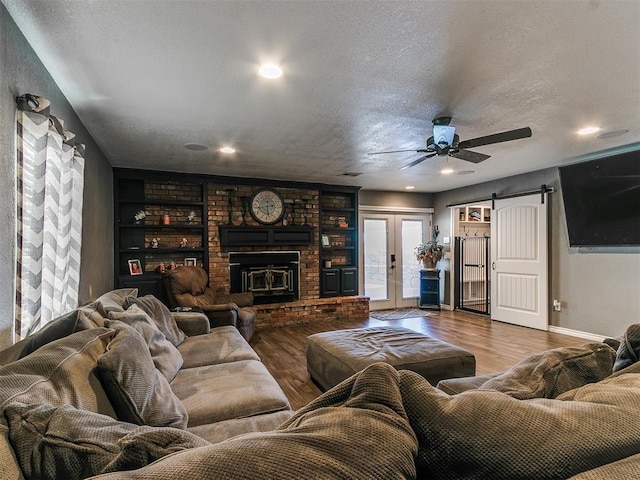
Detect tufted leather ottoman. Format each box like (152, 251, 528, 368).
(306, 326, 476, 390)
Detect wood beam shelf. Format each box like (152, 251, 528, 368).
(218, 225, 314, 247)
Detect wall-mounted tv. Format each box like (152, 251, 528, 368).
(558, 149, 640, 247)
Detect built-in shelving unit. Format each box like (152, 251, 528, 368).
(319, 187, 359, 297)
(114, 169, 209, 300)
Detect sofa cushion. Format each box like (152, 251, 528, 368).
(169, 360, 290, 427)
(5, 403, 208, 480)
(123, 295, 186, 347)
(97, 324, 188, 429)
(177, 326, 259, 369)
(0, 328, 117, 417)
(399, 368, 640, 479)
(107, 305, 183, 381)
(18, 309, 96, 359)
(85, 363, 418, 480)
(477, 342, 616, 399)
(613, 324, 640, 372)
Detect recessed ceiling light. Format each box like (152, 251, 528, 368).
(440, 167, 455, 175)
(577, 126, 601, 135)
(219, 146, 236, 154)
(457, 170, 475, 175)
(405, 185, 415, 190)
(596, 129, 629, 139)
(258, 64, 283, 79)
(184, 143, 208, 151)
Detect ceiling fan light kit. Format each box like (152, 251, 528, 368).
(370, 116, 533, 171)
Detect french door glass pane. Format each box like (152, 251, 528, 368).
(402, 219, 423, 298)
(364, 218, 388, 300)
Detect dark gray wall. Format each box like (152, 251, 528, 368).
(360, 190, 434, 209)
(0, 4, 113, 348)
(433, 167, 640, 338)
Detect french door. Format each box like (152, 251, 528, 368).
(361, 212, 431, 310)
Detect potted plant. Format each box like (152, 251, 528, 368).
(415, 239, 444, 270)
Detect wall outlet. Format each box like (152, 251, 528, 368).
(553, 299, 562, 312)
(442, 236, 450, 244)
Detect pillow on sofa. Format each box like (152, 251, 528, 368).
(477, 342, 616, 399)
(83, 363, 418, 480)
(613, 324, 640, 372)
(5, 402, 208, 480)
(94, 288, 139, 317)
(123, 295, 185, 346)
(107, 305, 183, 381)
(97, 323, 188, 429)
(399, 368, 640, 479)
(0, 328, 117, 416)
(18, 309, 96, 359)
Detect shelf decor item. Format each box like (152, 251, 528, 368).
(184, 258, 196, 267)
(133, 210, 148, 225)
(128, 259, 143, 275)
(161, 213, 170, 225)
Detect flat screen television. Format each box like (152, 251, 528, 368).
(558, 149, 640, 247)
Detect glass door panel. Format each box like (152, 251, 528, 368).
(363, 218, 389, 303)
(401, 219, 423, 299)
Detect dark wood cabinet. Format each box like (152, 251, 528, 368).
(419, 269, 441, 310)
(319, 187, 359, 297)
(114, 169, 209, 299)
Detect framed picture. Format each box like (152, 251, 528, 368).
(184, 258, 197, 267)
(321, 234, 330, 247)
(128, 259, 142, 275)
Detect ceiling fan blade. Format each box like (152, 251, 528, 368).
(368, 148, 430, 156)
(457, 127, 532, 150)
(398, 153, 437, 171)
(449, 149, 491, 164)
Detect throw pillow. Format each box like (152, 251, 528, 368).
(399, 368, 640, 479)
(123, 295, 186, 346)
(0, 328, 117, 416)
(107, 305, 183, 382)
(5, 403, 208, 480)
(96, 324, 188, 429)
(477, 342, 616, 399)
(94, 288, 139, 317)
(613, 324, 640, 372)
(81, 363, 418, 480)
(18, 309, 96, 359)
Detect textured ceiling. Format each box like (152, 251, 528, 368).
(4, 0, 640, 192)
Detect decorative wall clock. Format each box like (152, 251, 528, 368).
(249, 188, 285, 225)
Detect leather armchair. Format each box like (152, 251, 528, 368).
(162, 266, 256, 342)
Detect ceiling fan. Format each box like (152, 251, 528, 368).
(368, 116, 532, 170)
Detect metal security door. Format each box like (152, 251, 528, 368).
(455, 236, 490, 314)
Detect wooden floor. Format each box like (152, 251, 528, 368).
(250, 309, 587, 410)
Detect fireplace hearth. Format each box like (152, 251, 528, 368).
(229, 251, 300, 305)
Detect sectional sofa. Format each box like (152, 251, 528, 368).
(1, 288, 639, 479)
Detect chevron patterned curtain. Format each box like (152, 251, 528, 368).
(15, 94, 85, 340)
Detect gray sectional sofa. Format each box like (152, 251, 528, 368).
(0, 288, 292, 479)
(1, 287, 639, 479)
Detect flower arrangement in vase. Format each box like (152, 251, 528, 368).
(133, 210, 149, 225)
(415, 234, 444, 270)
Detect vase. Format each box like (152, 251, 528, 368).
(422, 259, 437, 270)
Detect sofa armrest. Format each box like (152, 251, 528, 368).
(171, 312, 210, 336)
(199, 304, 239, 329)
(436, 372, 503, 395)
(216, 292, 254, 308)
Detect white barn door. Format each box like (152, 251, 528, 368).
(490, 193, 548, 330)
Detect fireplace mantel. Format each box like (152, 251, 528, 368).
(218, 225, 314, 247)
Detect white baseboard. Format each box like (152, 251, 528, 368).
(548, 325, 608, 342)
